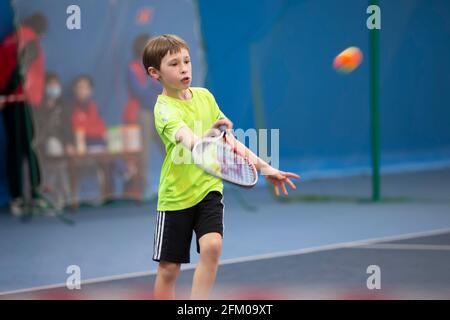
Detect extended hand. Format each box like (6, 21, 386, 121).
(262, 166, 301, 196)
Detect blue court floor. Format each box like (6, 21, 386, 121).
(1, 168, 450, 299)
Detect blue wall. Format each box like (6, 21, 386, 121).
(198, 0, 450, 178)
(381, 0, 450, 152)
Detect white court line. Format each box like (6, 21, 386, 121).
(354, 244, 450, 251)
(1, 227, 450, 297)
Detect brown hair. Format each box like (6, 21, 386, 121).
(142, 34, 189, 74)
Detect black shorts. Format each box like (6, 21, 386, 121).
(152, 191, 224, 264)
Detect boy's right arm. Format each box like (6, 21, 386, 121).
(175, 118, 299, 196)
(174, 126, 199, 151)
(175, 118, 233, 151)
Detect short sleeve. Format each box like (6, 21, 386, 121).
(206, 89, 227, 121)
(154, 101, 187, 145)
(216, 107, 226, 120)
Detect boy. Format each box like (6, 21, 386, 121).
(143, 34, 299, 299)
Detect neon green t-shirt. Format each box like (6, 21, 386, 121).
(154, 87, 226, 211)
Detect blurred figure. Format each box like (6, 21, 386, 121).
(71, 75, 107, 152)
(0, 13, 49, 216)
(122, 33, 162, 198)
(34, 73, 73, 210)
(70, 75, 113, 203)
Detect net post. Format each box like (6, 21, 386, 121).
(369, 0, 381, 202)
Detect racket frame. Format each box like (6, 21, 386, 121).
(192, 130, 258, 188)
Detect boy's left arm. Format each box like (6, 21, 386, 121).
(208, 89, 299, 195)
(222, 128, 300, 196)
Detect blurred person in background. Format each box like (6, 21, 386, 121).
(34, 72, 74, 210)
(71, 75, 107, 152)
(0, 12, 51, 216)
(122, 33, 162, 198)
(71, 75, 113, 203)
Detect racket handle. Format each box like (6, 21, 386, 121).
(219, 125, 228, 132)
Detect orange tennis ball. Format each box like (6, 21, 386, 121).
(333, 47, 363, 73)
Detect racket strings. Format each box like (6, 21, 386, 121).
(218, 140, 255, 185)
(193, 138, 257, 187)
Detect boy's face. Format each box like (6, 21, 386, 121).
(153, 48, 192, 91)
(74, 79, 92, 102)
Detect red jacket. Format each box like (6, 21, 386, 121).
(72, 100, 107, 139)
(0, 26, 45, 107)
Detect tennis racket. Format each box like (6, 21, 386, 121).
(192, 125, 258, 187)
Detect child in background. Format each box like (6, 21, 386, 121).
(34, 72, 73, 210)
(71, 75, 107, 153)
(71, 75, 113, 203)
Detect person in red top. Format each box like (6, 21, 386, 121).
(0, 14, 46, 108)
(70, 75, 114, 203)
(71, 75, 107, 151)
(0, 13, 49, 216)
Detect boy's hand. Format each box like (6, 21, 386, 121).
(212, 118, 233, 131)
(205, 118, 234, 138)
(261, 165, 301, 196)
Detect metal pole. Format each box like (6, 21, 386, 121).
(369, 0, 381, 202)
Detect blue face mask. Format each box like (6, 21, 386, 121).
(46, 86, 62, 99)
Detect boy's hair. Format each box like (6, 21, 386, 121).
(142, 34, 189, 74)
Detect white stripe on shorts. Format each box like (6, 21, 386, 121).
(154, 211, 165, 260)
(153, 211, 160, 260)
